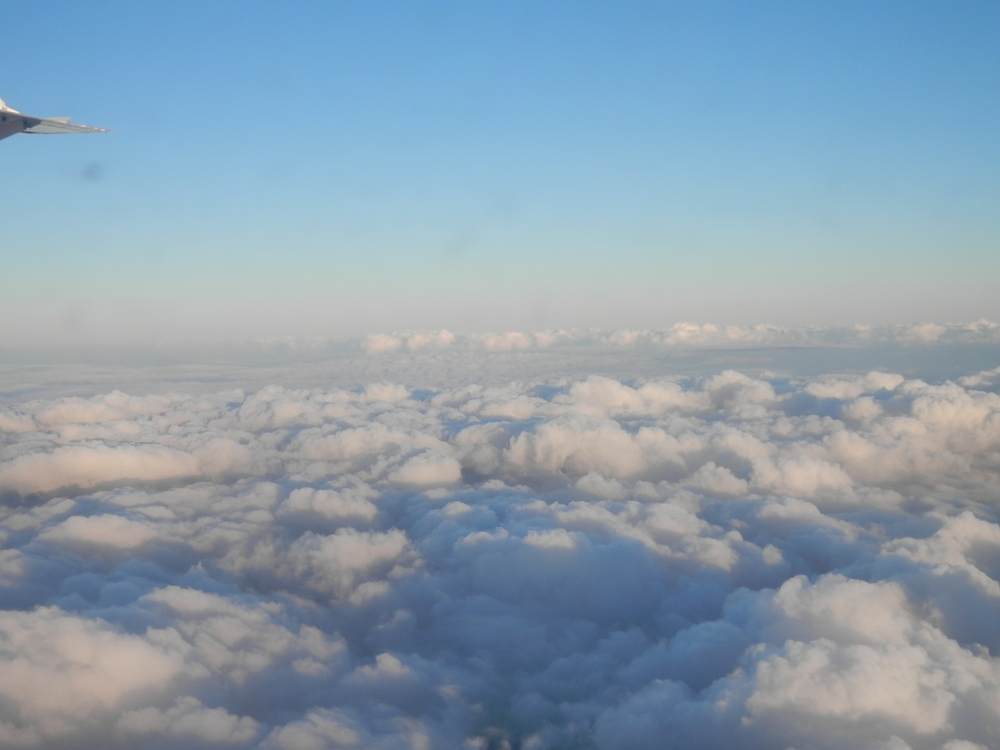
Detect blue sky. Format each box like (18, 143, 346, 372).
(1, 1, 998, 344)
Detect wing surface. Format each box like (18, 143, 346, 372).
(22, 117, 108, 134)
(0, 102, 107, 141)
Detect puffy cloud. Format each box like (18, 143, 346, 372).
(287, 528, 414, 599)
(141, 586, 347, 682)
(805, 371, 905, 400)
(364, 330, 455, 354)
(0, 345, 998, 748)
(277, 486, 379, 527)
(0, 607, 188, 742)
(743, 639, 956, 733)
(0, 445, 202, 494)
(355, 320, 1000, 356)
(117, 697, 259, 744)
(38, 514, 156, 550)
(34, 391, 183, 427)
(388, 451, 462, 487)
(750, 455, 854, 498)
(262, 709, 363, 750)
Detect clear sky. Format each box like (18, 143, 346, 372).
(1, 1, 998, 345)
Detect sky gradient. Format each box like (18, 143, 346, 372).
(2, 1, 999, 345)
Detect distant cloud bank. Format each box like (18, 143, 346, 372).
(359, 319, 1000, 354)
(0, 343, 999, 748)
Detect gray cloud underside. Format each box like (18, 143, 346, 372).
(1, 357, 1000, 749)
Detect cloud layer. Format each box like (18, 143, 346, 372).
(1, 354, 999, 748)
(359, 319, 1000, 354)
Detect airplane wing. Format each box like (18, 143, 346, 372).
(0, 99, 108, 141)
(20, 116, 108, 135)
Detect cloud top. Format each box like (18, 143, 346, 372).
(359, 319, 1000, 355)
(0, 354, 999, 748)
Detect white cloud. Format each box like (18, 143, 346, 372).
(117, 696, 259, 744)
(352, 320, 1000, 356)
(388, 451, 462, 487)
(262, 709, 363, 750)
(805, 371, 905, 400)
(38, 514, 156, 550)
(0, 343, 997, 748)
(0, 445, 201, 494)
(0, 607, 188, 740)
(743, 639, 958, 734)
(278, 486, 379, 526)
